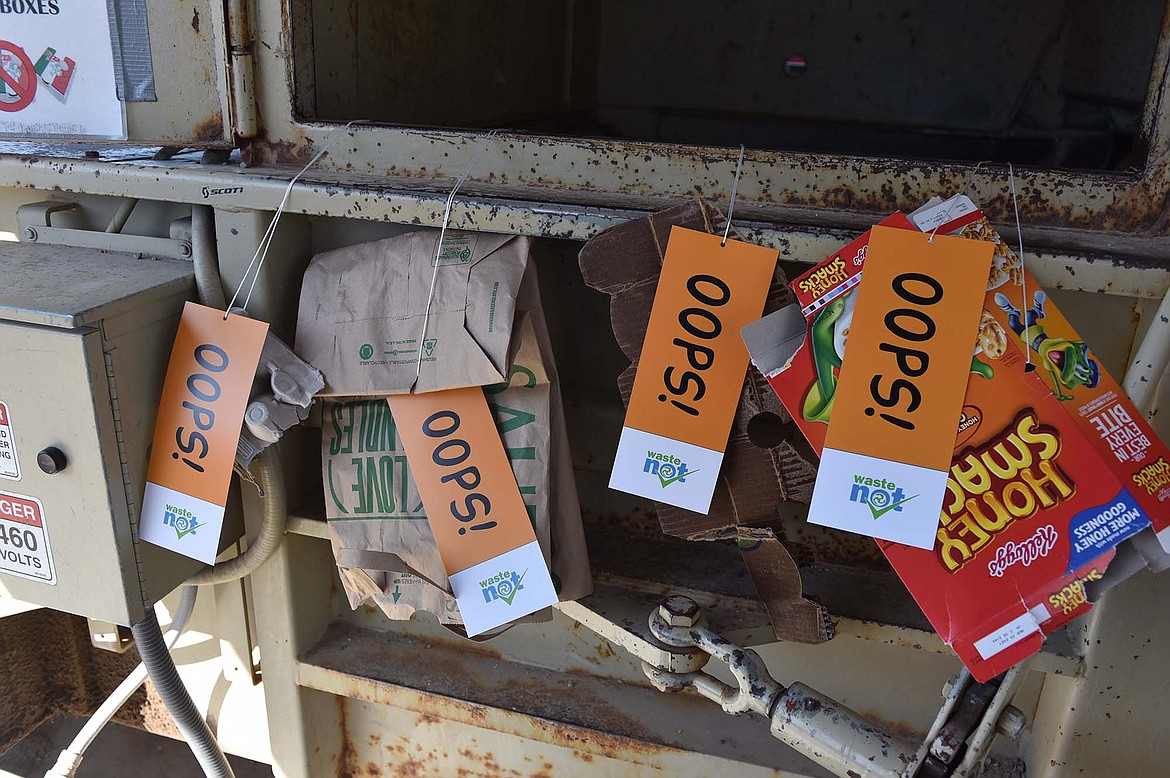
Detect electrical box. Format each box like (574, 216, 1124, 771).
(0, 242, 206, 626)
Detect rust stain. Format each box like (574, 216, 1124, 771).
(855, 708, 925, 744)
(247, 130, 1170, 236)
(190, 112, 226, 144)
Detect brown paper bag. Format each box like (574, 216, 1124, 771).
(296, 230, 529, 396)
(324, 264, 591, 624)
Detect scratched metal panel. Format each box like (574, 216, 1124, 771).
(120, 0, 230, 144)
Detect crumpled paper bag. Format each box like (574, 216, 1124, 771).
(296, 230, 529, 395)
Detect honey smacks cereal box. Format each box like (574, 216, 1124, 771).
(742, 208, 1158, 681)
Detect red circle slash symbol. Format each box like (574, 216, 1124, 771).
(0, 41, 36, 113)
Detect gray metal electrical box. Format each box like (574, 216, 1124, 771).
(0, 243, 207, 625)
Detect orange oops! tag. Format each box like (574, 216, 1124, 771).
(387, 387, 557, 635)
(139, 303, 268, 563)
(608, 227, 777, 513)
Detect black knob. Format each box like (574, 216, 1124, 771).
(37, 447, 67, 475)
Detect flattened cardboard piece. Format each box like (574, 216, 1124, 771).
(610, 228, 777, 513)
(580, 199, 815, 540)
(737, 526, 832, 644)
(748, 218, 1150, 681)
(296, 230, 528, 396)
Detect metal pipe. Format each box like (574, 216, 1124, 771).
(770, 683, 914, 778)
(105, 198, 139, 233)
(191, 205, 227, 310)
(953, 664, 1028, 777)
(901, 668, 971, 777)
(226, 0, 258, 138)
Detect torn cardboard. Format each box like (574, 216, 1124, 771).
(737, 526, 833, 643)
(296, 230, 529, 396)
(323, 263, 591, 626)
(579, 199, 817, 540)
(579, 199, 827, 645)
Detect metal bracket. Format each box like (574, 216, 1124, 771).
(87, 618, 134, 653)
(17, 201, 193, 260)
(634, 595, 1030, 778)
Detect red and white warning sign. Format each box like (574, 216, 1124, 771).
(0, 490, 55, 585)
(0, 42, 35, 114)
(0, 401, 19, 481)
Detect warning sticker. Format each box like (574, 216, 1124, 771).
(0, 491, 55, 585)
(0, 401, 19, 480)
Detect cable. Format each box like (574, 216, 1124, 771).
(191, 205, 228, 310)
(46, 587, 200, 778)
(131, 607, 235, 778)
(185, 445, 286, 586)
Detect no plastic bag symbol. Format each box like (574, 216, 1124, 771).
(0, 41, 35, 113)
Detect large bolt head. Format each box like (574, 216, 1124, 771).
(659, 595, 700, 627)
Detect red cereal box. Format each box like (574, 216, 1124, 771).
(742, 213, 1151, 680)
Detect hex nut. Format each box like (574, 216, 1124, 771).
(659, 595, 701, 627)
(996, 705, 1028, 739)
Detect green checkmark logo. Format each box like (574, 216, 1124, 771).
(659, 469, 699, 488)
(867, 493, 918, 520)
(498, 570, 526, 605)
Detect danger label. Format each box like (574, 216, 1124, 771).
(0, 401, 18, 480)
(0, 490, 54, 584)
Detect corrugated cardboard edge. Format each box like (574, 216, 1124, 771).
(579, 199, 817, 539)
(737, 526, 833, 643)
(579, 198, 827, 644)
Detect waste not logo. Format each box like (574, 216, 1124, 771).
(643, 450, 697, 488)
(163, 504, 201, 540)
(849, 475, 917, 520)
(480, 569, 526, 605)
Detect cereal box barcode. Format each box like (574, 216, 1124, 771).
(973, 613, 1039, 660)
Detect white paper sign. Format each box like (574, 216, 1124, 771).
(0, 3, 126, 139)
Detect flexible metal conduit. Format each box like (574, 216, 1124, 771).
(186, 444, 286, 585)
(192, 204, 227, 310)
(132, 607, 235, 778)
(46, 587, 200, 777)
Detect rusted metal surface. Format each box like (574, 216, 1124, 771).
(0, 148, 1162, 300)
(298, 620, 839, 776)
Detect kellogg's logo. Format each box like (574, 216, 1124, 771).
(480, 570, 525, 606)
(987, 524, 1058, 577)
